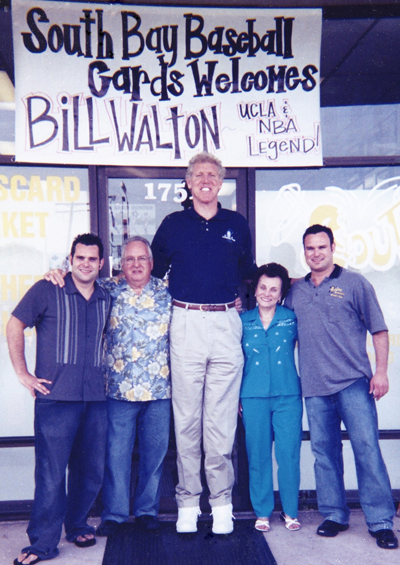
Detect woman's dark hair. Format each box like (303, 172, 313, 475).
(253, 263, 291, 304)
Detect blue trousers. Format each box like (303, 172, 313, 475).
(242, 395, 303, 518)
(101, 398, 171, 523)
(24, 399, 107, 560)
(305, 377, 395, 531)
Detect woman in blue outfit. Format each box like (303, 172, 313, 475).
(240, 263, 303, 533)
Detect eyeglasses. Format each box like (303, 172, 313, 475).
(122, 256, 151, 265)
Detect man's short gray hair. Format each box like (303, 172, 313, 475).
(122, 236, 153, 259)
(186, 152, 226, 182)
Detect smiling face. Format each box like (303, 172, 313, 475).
(69, 243, 104, 287)
(255, 275, 282, 312)
(121, 240, 153, 291)
(304, 232, 336, 276)
(186, 161, 223, 207)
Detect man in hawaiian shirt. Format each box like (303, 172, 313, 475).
(96, 236, 172, 534)
(46, 236, 172, 535)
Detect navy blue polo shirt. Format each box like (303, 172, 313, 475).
(151, 205, 256, 303)
(12, 273, 111, 401)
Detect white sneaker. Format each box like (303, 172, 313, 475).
(176, 506, 201, 533)
(212, 503, 235, 534)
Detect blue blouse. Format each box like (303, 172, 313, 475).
(240, 305, 301, 398)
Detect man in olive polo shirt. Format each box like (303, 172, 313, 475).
(285, 224, 397, 550)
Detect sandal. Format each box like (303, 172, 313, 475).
(280, 511, 301, 531)
(74, 534, 96, 548)
(14, 553, 42, 565)
(255, 518, 270, 532)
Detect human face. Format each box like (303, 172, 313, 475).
(304, 232, 336, 275)
(69, 243, 104, 286)
(255, 275, 282, 311)
(121, 240, 153, 290)
(187, 161, 223, 207)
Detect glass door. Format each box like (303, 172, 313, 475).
(96, 165, 252, 512)
(107, 176, 237, 274)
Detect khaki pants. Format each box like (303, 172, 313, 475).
(170, 306, 244, 508)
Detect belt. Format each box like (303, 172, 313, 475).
(172, 299, 235, 312)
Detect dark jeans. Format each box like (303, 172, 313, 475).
(23, 399, 107, 560)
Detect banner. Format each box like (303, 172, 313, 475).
(12, 1, 322, 167)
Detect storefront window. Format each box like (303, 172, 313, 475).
(0, 166, 90, 439)
(256, 166, 400, 490)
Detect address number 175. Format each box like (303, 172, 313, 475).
(144, 182, 188, 203)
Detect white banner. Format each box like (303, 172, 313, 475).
(13, 1, 322, 167)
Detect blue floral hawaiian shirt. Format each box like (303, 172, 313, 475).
(98, 275, 172, 402)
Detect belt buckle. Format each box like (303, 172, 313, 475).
(200, 304, 206, 311)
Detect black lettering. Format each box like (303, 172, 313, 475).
(110, 100, 138, 151)
(150, 55, 170, 101)
(151, 105, 173, 149)
(223, 29, 238, 57)
(168, 70, 185, 97)
(267, 65, 286, 93)
(86, 97, 109, 145)
(135, 115, 154, 152)
(283, 18, 294, 59)
(184, 14, 207, 59)
(80, 10, 95, 58)
(254, 70, 268, 91)
(167, 106, 184, 159)
(236, 32, 249, 54)
(216, 73, 231, 94)
(112, 67, 132, 94)
(22, 8, 49, 54)
(96, 9, 113, 59)
(185, 114, 201, 148)
(200, 106, 220, 151)
(27, 95, 58, 148)
(247, 20, 261, 58)
(73, 96, 93, 150)
(241, 72, 254, 92)
(63, 24, 84, 56)
(88, 61, 111, 98)
(301, 65, 318, 91)
(208, 28, 224, 55)
(122, 12, 144, 60)
(48, 25, 63, 53)
(187, 59, 218, 97)
(130, 66, 150, 102)
(285, 66, 301, 90)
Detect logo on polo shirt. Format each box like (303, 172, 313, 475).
(222, 230, 236, 242)
(329, 285, 344, 299)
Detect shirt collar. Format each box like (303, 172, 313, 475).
(64, 272, 106, 300)
(305, 264, 342, 282)
(187, 202, 226, 221)
(118, 275, 156, 293)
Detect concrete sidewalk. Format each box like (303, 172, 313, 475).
(0, 510, 399, 565)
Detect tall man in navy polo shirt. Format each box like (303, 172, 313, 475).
(151, 152, 256, 534)
(7, 234, 111, 565)
(285, 224, 397, 550)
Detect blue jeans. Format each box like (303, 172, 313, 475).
(101, 397, 171, 523)
(24, 399, 107, 560)
(305, 378, 395, 531)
